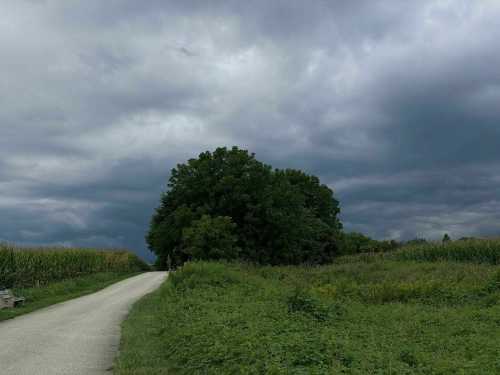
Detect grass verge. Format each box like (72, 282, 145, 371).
(114, 261, 500, 374)
(0, 272, 140, 321)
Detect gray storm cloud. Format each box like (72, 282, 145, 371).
(1, 1, 500, 259)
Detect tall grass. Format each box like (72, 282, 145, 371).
(0, 244, 150, 288)
(391, 239, 500, 264)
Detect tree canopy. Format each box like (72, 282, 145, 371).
(147, 146, 342, 268)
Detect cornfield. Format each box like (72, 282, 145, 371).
(0, 244, 150, 288)
(391, 239, 500, 265)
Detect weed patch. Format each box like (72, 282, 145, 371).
(115, 259, 500, 374)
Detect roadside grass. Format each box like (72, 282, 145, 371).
(115, 260, 500, 374)
(0, 272, 140, 321)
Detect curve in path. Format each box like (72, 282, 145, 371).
(0, 271, 167, 375)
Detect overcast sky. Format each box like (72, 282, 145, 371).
(1, 1, 500, 260)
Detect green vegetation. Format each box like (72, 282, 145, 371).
(338, 231, 400, 255)
(147, 147, 342, 268)
(115, 242, 500, 374)
(0, 244, 149, 318)
(136, 146, 500, 372)
(0, 272, 138, 321)
(391, 239, 500, 264)
(181, 215, 241, 262)
(0, 244, 150, 288)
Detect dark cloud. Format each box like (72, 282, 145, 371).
(1, 1, 500, 260)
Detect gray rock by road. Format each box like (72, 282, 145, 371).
(0, 272, 167, 375)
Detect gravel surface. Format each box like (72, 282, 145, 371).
(0, 271, 167, 375)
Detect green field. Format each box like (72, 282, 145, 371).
(0, 244, 149, 319)
(0, 244, 149, 288)
(115, 241, 500, 374)
(391, 239, 500, 264)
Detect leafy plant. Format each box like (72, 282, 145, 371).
(182, 215, 240, 261)
(286, 287, 331, 321)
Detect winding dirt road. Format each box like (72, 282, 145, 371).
(0, 272, 167, 375)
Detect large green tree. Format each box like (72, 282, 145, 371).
(147, 147, 342, 268)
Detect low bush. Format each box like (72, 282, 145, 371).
(286, 287, 333, 321)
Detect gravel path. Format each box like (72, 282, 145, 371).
(0, 272, 167, 375)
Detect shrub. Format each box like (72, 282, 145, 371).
(287, 287, 332, 321)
